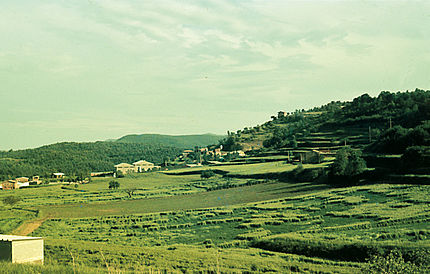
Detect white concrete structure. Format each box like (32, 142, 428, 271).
(17, 182, 29, 188)
(0, 235, 44, 264)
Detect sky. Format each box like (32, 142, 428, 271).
(1, 0, 430, 150)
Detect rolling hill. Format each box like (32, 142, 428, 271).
(221, 88, 430, 155)
(0, 142, 182, 180)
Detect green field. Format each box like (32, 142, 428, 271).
(1, 159, 429, 272)
(166, 161, 330, 176)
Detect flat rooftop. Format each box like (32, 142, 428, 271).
(0, 235, 43, 241)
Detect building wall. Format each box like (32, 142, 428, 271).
(134, 164, 154, 172)
(116, 167, 135, 174)
(0, 241, 12, 262)
(12, 239, 44, 264)
(2, 182, 17, 190)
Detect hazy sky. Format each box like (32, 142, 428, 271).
(1, 0, 430, 150)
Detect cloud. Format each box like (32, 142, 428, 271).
(1, 0, 430, 149)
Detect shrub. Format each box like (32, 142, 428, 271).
(329, 147, 366, 185)
(401, 146, 430, 170)
(201, 170, 215, 179)
(366, 250, 420, 273)
(2, 196, 21, 207)
(108, 180, 120, 189)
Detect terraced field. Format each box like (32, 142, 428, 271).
(30, 183, 430, 272)
(2, 158, 429, 272)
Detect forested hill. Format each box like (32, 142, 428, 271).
(0, 142, 182, 180)
(115, 133, 225, 148)
(220, 88, 430, 155)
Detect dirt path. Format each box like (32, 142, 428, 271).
(13, 215, 51, 236)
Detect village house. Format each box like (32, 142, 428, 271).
(52, 173, 65, 179)
(15, 177, 30, 188)
(15, 177, 29, 183)
(233, 150, 246, 157)
(278, 111, 288, 118)
(29, 176, 42, 185)
(114, 160, 160, 174)
(1, 175, 43, 190)
(0, 235, 44, 264)
(114, 163, 135, 174)
(1, 181, 19, 190)
(133, 160, 160, 172)
(285, 149, 322, 164)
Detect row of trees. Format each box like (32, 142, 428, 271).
(369, 122, 430, 154)
(257, 89, 430, 150)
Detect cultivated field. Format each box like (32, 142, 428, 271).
(1, 158, 429, 272)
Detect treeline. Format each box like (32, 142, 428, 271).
(0, 142, 182, 180)
(116, 133, 224, 148)
(369, 122, 430, 154)
(239, 89, 430, 150)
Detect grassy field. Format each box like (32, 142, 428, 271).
(29, 183, 430, 272)
(36, 181, 328, 219)
(165, 161, 330, 176)
(0, 161, 327, 209)
(1, 159, 429, 272)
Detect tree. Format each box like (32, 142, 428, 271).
(2, 196, 21, 207)
(108, 180, 120, 189)
(124, 188, 136, 198)
(366, 250, 419, 273)
(201, 170, 215, 179)
(330, 147, 366, 185)
(332, 147, 366, 177)
(401, 146, 430, 170)
(219, 136, 243, 151)
(291, 135, 298, 149)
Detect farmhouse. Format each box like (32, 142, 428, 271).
(114, 163, 135, 174)
(286, 149, 321, 164)
(15, 177, 29, 183)
(0, 235, 44, 264)
(133, 160, 160, 172)
(115, 160, 160, 174)
(1, 181, 19, 190)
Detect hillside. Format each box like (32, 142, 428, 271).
(0, 142, 182, 180)
(0, 89, 429, 273)
(115, 133, 225, 148)
(222, 89, 430, 156)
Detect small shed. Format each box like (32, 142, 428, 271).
(52, 172, 65, 179)
(0, 235, 44, 264)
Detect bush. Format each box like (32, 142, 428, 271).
(291, 164, 321, 182)
(108, 180, 120, 189)
(2, 196, 21, 207)
(401, 146, 430, 170)
(201, 170, 215, 179)
(366, 250, 420, 273)
(329, 147, 366, 185)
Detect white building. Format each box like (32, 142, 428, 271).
(0, 235, 44, 264)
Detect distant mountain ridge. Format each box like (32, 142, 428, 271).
(115, 133, 225, 148)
